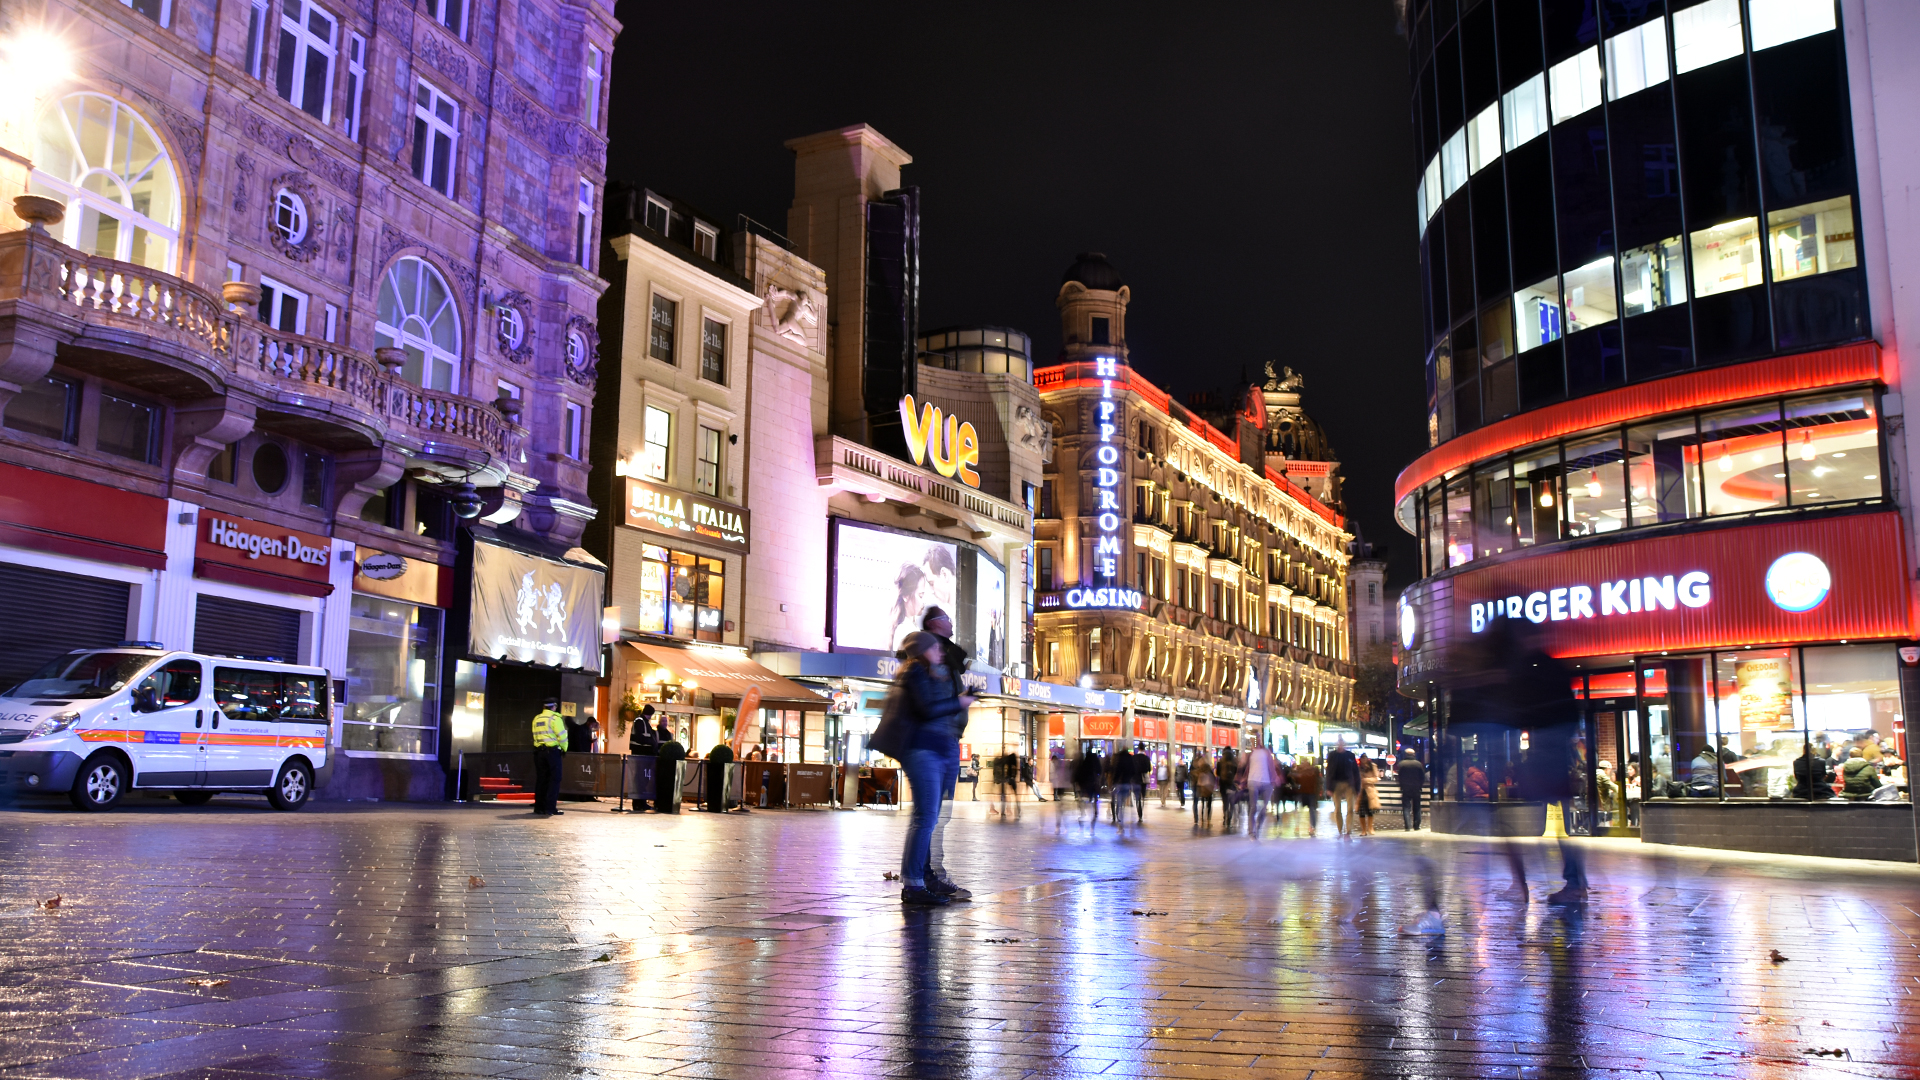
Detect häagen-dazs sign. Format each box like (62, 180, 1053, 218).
(469, 541, 605, 671)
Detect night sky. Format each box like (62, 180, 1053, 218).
(605, 1, 1428, 585)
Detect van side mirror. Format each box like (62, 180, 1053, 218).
(131, 685, 160, 713)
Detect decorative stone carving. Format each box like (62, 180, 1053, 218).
(149, 100, 206, 179)
(265, 172, 326, 263)
(232, 154, 255, 213)
(415, 28, 471, 91)
(491, 80, 550, 142)
(285, 134, 362, 196)
(492, 289, 535, 364)
(1017, 404, 1055, 464)
(563, 315, 599, 387)
(12, 195, 63, 233)
(331, 204, 355, 264)
(1263, 361, 1304, 392)
(765, 284, 819, 345)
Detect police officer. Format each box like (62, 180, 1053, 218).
(531, 697, 567, 816)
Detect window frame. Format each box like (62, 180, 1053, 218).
(575, 178, 595, 267)
(583, 43, 604, 128)
(424, 0, 466, 38)
(343, 31, 367, 142)
(246, 0, 270, 79)
(648, 293, 678, 365)
(699, 316, 727, 384)
(563, 401, 583, 461)
(122, 0, 171, 27)
(694, 424, 722, 496)
(274, 0, 339, 123)
(411, 79, 460, 199)
(641, 404, 672, 481)
(257, 275, 310, 335)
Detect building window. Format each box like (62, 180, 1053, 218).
(1037, 547, 1054, 590)
(1562, 257, 1618, 334)
(497, 379, 522, 403)
(1466, 101, 1500, 174)
(257, 276, 308, 334)
(343, 32, 366, 141)
(1090, 315, 1110, 345)
(563, 401, 583, 460)
(1673, 0, 1746, 74)
(1514, 276, 1562, 352)
(1441, 129, 1467, 198)
(644, 195, 670, 234)
(693, 222, 717, 260)
(3, 375, 79, 444)
(1622, 237, 1687, 315)
(1606, 17, 1669, 100)
(642, 405, 671, 481)
(700, 318, 726, 383)
(97, 393, 159, 463)
(1367, 581, 1378, 604)
(245, 0, 269, 78)
(583, 43, 603, 127)
(1548, 46, 1602, 124)
(424, 0, 464, 37)
(575, 178, 594, 267)
(122, 0, 168, 26)
(322, 303, 338, 343)
(1750, 0, 1837, 50)
(411, 80, 459, 198)
(28, 94, 180, 273)
(635, 543, 724, 642)
(1501, 72, 1548, 151)
(1768, 196, 1857, 282)
(566, 329, 588, 373)
(694, 425, 722, 496)
(649, 294, 677, 364)
(275, 0, 337, 122)
(1047, 639, 1060, 676)
(375, 257, 462, 391)
(1691, 218, 1763, 297)
(272, 188, 309, 246)
(1088, 628, 1102, 674)
(496, 305, 525, 353)
(301, 450, 327, 505)
(343, 595, 442, 758)
(1039, 479, 1055, 517)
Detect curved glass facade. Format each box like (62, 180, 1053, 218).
(1411, 0, 1865, 447)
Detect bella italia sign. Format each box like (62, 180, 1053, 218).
(622, 476, 750, 552)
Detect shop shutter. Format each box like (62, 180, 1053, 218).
(193, 595, 303, 663)
(0, 564, 133, 691)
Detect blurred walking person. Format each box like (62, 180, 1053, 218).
(1072, 747, 1104, 828)
(1242, 743, 1280, 839)
(1189, 751, 1217, 827)
(1396, 749, 1427, 831)
(1356, 753, 1381, 836)
(1325, 740, 1359, 838)
(892, 630, 975, 905)
(1290, 752, 1322, 836)
(1217, 748, 1241, 831)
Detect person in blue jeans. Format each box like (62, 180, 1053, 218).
(896, 630, 974, 906)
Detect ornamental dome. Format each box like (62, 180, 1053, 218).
(1061, 252, 1124, 291)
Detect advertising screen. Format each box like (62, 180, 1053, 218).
(832, 521, 960, 653)
(973, 550, 1006, 669)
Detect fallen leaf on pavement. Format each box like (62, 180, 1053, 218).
(592, 953, 612, 962)
(40, 896, 61, 910)
(468, 876, 485, 889)
(1769, 949, 1788, 963)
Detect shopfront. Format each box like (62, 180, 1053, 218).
(1401, 510, 1918, 860)
(617, 476, 748, 645)
(616, 640, 825, 759)
(330, 546, 449, 800)
(190, 510, 334, 662)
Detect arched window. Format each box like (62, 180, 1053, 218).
(375, 257, 461, 391)
(29, 93, 181, 272)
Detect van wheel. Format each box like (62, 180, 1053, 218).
(266, 760, 312, 811)
(174, 791, 215, 806)
(69, 754, 127, 811)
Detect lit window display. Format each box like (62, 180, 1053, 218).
(1561, 257, 1618, 333)
(1514, 277, 1562, 352)
(343, 594, 442, 756)
(1690, 217, 1763, 297)
(1621, 238, 1685, 315)
(636, 543, 725, 642)
(1561, 434, 1625, 536)
(1767, 196, 1857, 282)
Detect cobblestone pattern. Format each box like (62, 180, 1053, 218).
(0, 796, 1915, 1079)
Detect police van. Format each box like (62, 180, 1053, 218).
(0, 645, 330, 811)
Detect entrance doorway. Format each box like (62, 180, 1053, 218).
(1577, 669, 1644, 837)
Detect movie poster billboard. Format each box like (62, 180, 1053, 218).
(832, 521, 960, 653)
(973, 550, 1006, 669)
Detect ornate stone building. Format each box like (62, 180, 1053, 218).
(0, 0, 615, 796)
(1033, 254, 1354, 765)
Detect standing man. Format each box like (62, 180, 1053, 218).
(921, 606, 972, 889)
(1325, 740, 1359, 838)
(530, 697, 567, 817)
(1396, 749, 1427, 831)
(628, 703, 658, 811)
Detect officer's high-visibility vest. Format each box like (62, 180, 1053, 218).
(531, 709, 568, 749)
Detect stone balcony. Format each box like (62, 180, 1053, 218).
(815, 433, 1030, 546)
(0, 223, 526, 485)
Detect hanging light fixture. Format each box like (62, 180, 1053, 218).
(1586, 470, 1602, 499)
(1718, 447, 1733, 473)
(1538, 487, 1554, 508)
(1799, 430, 1817, 461)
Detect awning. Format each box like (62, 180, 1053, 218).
(625, 642, 829, 709)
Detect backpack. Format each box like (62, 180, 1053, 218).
(868, 683, 910, 760)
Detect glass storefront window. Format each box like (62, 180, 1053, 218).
(1700, 401, 1786, 516)
(1502, 72, 1548, 151)
(1712, 649, 1801, 799)
(1690, 217, 1763, 297)
(1768, 195, 1857, 281)
(638, 543, 725, 643)
(1562, 434, 1625, 535)
(343, 594, 442, 757)
(1562, 257, 1618, 333)
(1625, 416, 1701, 525)
(1803, 645, 1903, 800)
(1423, 484, 1446, 576)
(1444, 472, 1473, 566)
(1621, 237, 1686, 315)
(1480, 297, 1515, 368)
(1513, 445, 1563, 547)
(1472, 461, 1514, 558)
(1785, 390, 1880, 506)
(1515, 276, 1562, 352)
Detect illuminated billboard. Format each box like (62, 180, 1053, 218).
(831, 519, 1006, 663)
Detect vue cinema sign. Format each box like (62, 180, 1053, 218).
(899, 395, 981, 488)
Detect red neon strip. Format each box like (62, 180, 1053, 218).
(1393, 343, 1883, 506)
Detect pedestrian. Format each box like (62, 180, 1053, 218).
(994, 751, 1020, 819)
(1356, 753, 1381, 837)
(530, 696, 567, 817)
(1290, 753, 1322, 836)
(1174, 755, 1188, 808)
(1395, 748, 1426, 831)
(1217, 748, 1241, 831)
(1049, 747, 1071, 802)
(654, 718, 685, 812)
(1242, 742, 1279, 839)
(1115, 744, 1146, 824)
(627, 703, 658, 811)
(893, 629, 974, 906)
(1073, 748, 1104, 827)
(1325, 740, 1359, 838)
(1189, 751, 1216, 826)
(967, 755, 980, 800)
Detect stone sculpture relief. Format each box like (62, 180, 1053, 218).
(765, 284, 819, 345)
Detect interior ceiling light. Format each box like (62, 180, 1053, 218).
(1718, 448, 1733, 473)
(1538, 488, 1554, 508)
(1799, 431, 1817, 461)
(1586, 470, 1602, 499)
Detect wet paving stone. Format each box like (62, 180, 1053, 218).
(0, 796, 1916, 1078)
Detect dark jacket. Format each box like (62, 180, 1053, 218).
(1842, 757, 1880, 799)
(1395, 757, 1426, 794)
(1791, 752, 1834, 799)
(936, 634, 970, 697)
(628, 719, 658, 755)
(900, 660, 967, 756)
(1325, 747, 1359, 787)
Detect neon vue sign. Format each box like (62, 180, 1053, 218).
(900, 395, 981, 488)
(1470, 572, 1711, 633)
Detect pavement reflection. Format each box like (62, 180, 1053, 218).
(0, 796, 1915, 1078)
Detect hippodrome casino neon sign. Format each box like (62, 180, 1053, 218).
(1469, 572, 1712, 633)
(1089, 356, 1126, 598)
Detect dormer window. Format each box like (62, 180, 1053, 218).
(644, 196, 670, 235)
(693, 222, 717, 260)
(1090, 315, 1110, 345)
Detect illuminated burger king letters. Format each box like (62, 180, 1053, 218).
(1470, 571, 1711, 633)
